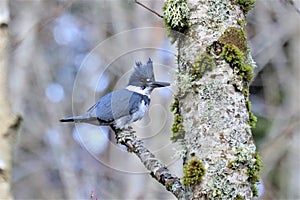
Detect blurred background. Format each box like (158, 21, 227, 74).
(8, 0, 299, 199)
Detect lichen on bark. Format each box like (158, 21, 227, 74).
(162, 0, 190, 43)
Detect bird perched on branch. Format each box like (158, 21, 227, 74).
(60, 58, 170, 129)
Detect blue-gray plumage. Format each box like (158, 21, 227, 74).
(60, 58, 170, 129)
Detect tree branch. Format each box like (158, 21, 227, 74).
(111, 127, 184, 199)
(134, 0, 163, 18)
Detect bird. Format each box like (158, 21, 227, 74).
(60, 58, 170, 129)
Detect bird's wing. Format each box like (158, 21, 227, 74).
(86, 89, 148, 122)
(85, 92, 115, 122)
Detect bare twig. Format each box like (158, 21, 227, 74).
(111, 127, 184, 199)
(134, 0, 163, 18)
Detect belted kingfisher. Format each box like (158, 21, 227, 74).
(60, 58, 170, 129)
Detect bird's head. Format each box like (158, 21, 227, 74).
(127, 58, 170, 96)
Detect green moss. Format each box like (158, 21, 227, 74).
(247, 152, 263, 197)
(221, 44, 244, 67)
(249, 112, 257, 129)
(248, 170, 258, 184)
(246, 100, 251, 111)
(234, 194, 245, 200)
(170, 96, 180, 112)
(251, 184, 258, 197)
(237, 19, 246, 26)
(243, 88, 249, 97)
(247, 100, 257, 129)
(163, 0, 190, 42)
(219, 28, 254, 83)
(221, 44, 254, 83)
(239, 64, 254, 82)
(235, 0, 255, 14)
(170, 97, 184, 142)
(219, 27, 248, 55)
(183, 159, 206, 186)
(171, 113, 184, 141)
(191, 53, 216, 81)
(247, 152, 263, 184)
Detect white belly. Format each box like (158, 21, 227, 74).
(131, 100, 149, 122)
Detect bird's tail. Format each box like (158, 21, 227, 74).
(60, 114, 89, 123)
(60, 117, 75, 122)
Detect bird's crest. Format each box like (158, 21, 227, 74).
(128, 58, 155, 86)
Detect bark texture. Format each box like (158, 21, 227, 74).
(0, 0, 21, 199)
(164, 0, 261, 199)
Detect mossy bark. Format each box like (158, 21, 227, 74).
(166, 0, 261, 199)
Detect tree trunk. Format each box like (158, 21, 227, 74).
(164, 0, 262, 199)
(0, 0, 21, 199)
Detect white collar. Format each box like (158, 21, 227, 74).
(126, 85, 151, 97)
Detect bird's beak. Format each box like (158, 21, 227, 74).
(149, 81, 170, 88)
